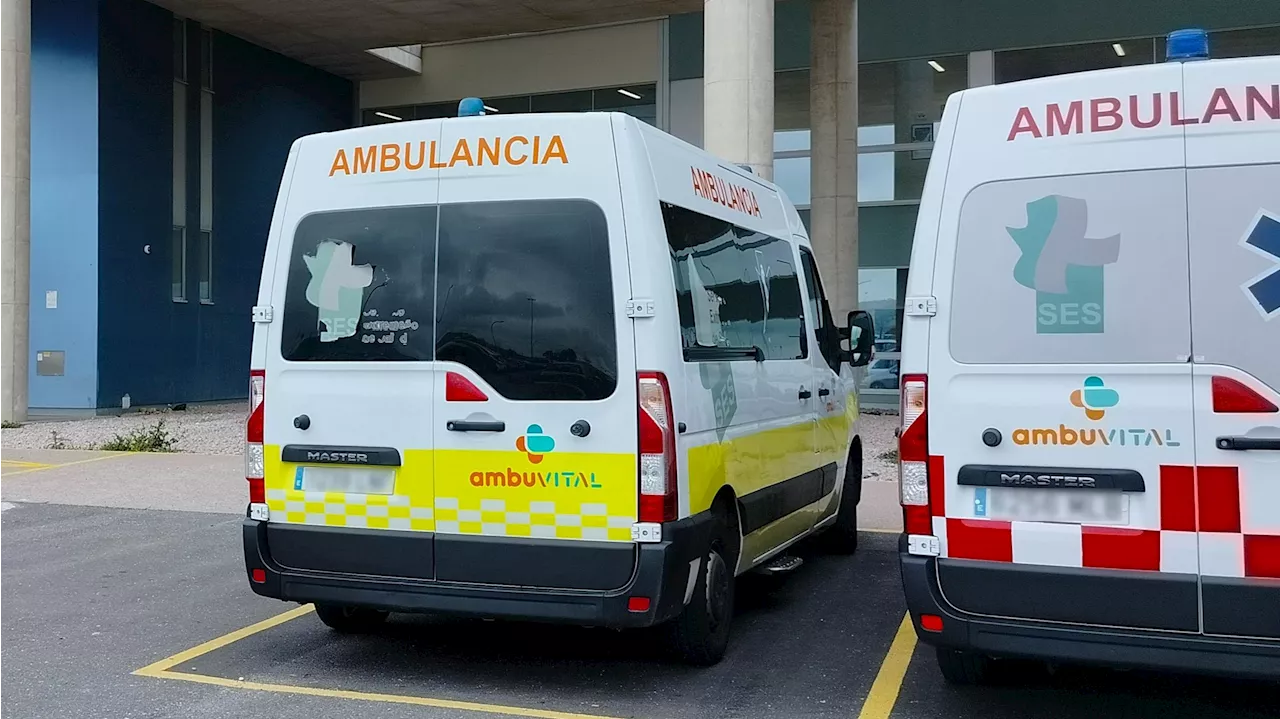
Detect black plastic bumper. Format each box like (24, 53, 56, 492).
(899, 536, 1280, 680)
(243, 513, 712, 629)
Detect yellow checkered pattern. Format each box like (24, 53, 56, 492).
(266, 491, 632, 541)
(434, 497, 633, 541)
(265, 489, 434, 531)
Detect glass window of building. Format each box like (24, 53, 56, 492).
(362, 84, 658, 127)
(771, 56, 967, 206)
(995, 39, 1157, 84)
(1211, 25, 1280, 58)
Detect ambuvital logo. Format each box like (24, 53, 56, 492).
(1070, 376, 1119, 420)
(1010, 196, 1120, 334)
(515, 424, 555, 464)
(467, 424, 603, 489)
(467, 468, 603, 490)
(1011, 376, 1180, 448)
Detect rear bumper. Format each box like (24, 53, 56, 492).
(899, 537, 1280, 680)
(243, 514, 712, 629)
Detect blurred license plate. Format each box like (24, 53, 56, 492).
(297, 466, 395, 495)
(978, 488, 1128, 525)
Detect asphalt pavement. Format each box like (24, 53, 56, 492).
(1, 450, 1277, 719)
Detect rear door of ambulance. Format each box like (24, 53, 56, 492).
(1183, 56, 1280, 639)
(429, 115, 640, 589)
(920, 64, 1205, 632)
(261, 123, 444, 580)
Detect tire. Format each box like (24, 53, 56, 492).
(823, 450, 861, 554)
(935, 647, 993, 685)
(314, 603, 389, 634)
(667, 511, 737, 666)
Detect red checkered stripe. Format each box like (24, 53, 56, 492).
(929, 458, 1280, 579)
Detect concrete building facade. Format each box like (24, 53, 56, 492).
(3, 0, 1279, 416)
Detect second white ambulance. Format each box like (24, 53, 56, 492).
(898, 30, 1280, 682)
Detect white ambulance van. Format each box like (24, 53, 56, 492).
(898, 30, 1280, 682)
(242, 104, 876, 665)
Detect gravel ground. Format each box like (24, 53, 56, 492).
(2, 405, 245, 455)
(2, 406, 899, 469)
(858, 411, 899, 481)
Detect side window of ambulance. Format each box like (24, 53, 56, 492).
(798, 246, 841, 373)
(435, 199, 618, 401)
(280, 206, 437, 362)
(949, 170, 1190, 364)
(662, 202, 806, 361)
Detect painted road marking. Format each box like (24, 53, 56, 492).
(134, 604, 317, 676)
(134, 604, 626, 719)
(1, 502, 15, 511)
(855, 613, 918, 719)
(1, 452, 134, 477)
(1, 460, 53, 468)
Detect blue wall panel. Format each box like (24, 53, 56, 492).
(29, 0, 99, 409)
(95, 0, 177, 408)
(93, 2, 352, 408)
(203, 33, 353, 401)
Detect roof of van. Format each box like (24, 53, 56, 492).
(936, 54, 1279, 177)
(290, 111, 811, 243)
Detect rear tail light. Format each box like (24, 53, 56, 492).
(638, 372, 677, 523)
(899, 374, 932, 535)
(246, 370, 266, 505)
(1212, 376, 1278, 413)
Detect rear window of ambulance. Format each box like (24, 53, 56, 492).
(280, 205, 437, 362)
(280, 199, 617, 401)
(435, 199, 617, 401)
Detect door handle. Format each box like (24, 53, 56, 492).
(818, 388, 831, 397)
(798, 388, 812, 400)
(447, 420, 506, 432)
(1216, 436, 1280, 451)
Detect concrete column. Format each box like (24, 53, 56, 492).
(809, 0, 857, 316)
(2, 0, 31, 424)
(702, 0, 774, 180)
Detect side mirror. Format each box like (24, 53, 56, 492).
(846, 310, 875, 367)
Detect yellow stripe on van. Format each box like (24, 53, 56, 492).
(685, 400, 854, 516)
(263, 445, 637, 542)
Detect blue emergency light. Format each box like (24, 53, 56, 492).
(1166, 28, 1209, 62)
(458, 97, 486, 117)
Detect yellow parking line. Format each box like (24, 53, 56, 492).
(134, 603, 624, 719)
(856, 613, 918, 719)
(144, 671, 627, 719)
(1, 452, 134, 477)
(1, 460, 52, 468)
(134, 604, 316, 676)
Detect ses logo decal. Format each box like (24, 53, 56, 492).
(1011, 377, 1181, 448)
(1010, 196, 1120, 334)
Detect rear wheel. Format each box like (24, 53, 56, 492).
(314, 603, 389, 633)
(935, 647, 993, 685)
(667, 509, 737, 666)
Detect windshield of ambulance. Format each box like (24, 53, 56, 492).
(279, 199, 618, 401)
